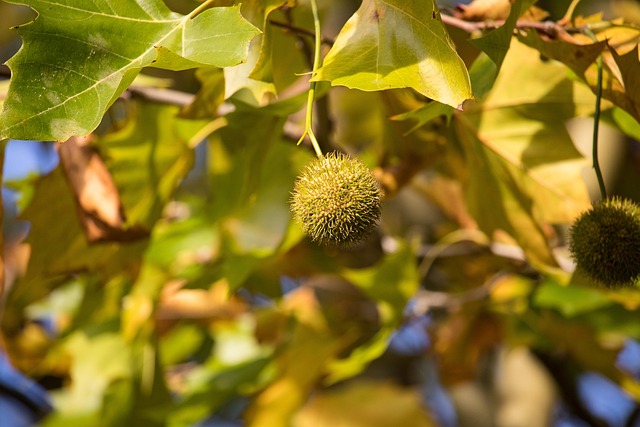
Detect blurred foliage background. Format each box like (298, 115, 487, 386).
(1, 0, 640, 427)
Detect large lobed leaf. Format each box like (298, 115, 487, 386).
(0, 0, 259, 141)
(312, 0, 472, 108)
(454, 39, 593, 276)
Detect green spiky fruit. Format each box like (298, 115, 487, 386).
(291, 152, 382, 246)
(569, 197, 640, 287)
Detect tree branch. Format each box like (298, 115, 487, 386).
(270, 19, 335, 46)
(440, 13, 581, 42)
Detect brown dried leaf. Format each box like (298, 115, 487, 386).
(58, 136, 147, 242)
(455, 0, 547, 22)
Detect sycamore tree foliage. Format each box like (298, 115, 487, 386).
(0, 0, 639, 425)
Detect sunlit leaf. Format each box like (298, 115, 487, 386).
(51, 331, 131, 418)
(312, 0, 472, 108)
(223, 0, 289, 104)
(603, 107, 640, 141)
(168, 316, 272, 427)
(325, 327, 393, 385)
(0, 1, 259, 140)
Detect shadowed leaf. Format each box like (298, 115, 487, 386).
(454, 39, 592, 275)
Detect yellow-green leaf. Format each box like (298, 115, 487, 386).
(312, 0, 472, 108)
(0, 1, 259, 141)
(454, 39, 593, 275)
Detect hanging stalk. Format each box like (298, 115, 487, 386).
(584, 27, 606, 200)
(297, 0, 323, 158)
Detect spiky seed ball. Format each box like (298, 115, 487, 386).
(569, 197, 640, 287)
(291, 152, 382, 246)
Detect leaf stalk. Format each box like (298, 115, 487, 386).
(296, 0, 323, 159)
(584, 27, 607, 200)
(188, 0, 217, 19)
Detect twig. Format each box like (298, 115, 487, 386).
(124, 85, 194, 106)
(408, 271, 509, 317)
(440, 13, 586, 41)
(0, 65, 10, 78)
(270, 20, 334, 46)
(441, 11, 636, 43)
(559, 0, 583, 25)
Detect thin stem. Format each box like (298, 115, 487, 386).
(188, 0, 217, 19)
(270, 20, 334, 46)
(560, 0, 583, 25)
(439, 13, 622, 41)
(296, 0, 323, 159)
(584, 27, 607, 200)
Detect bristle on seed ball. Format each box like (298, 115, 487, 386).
(291, 152, 382, 247)
(569, 197, 640, 288)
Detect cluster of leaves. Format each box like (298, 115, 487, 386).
(0, 0, 639, 426)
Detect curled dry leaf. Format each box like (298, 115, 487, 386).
(58, 136, 147, 242)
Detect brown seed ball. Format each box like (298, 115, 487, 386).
(291, 152, 382, 246)
(569, 197, 640, 287)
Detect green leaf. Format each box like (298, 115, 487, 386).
(0, 1, 259, 140)
(327, 243, 419, 383)
(169, 358, 271, 427)
(534, 280, 613, 317)
(181, 68, 225, 120)
(168, 316, 273, 427)
(311, 0, 472, 108)
(98, 100, 205, 229)
(245, 0, 292, 83)
(469, 0, 536, 98)
(53, 331, 132, 417)
(603, 107, 640, 141)
(390, 100, 453, 134)
(222, 0, 289, 104)
(325, 328, 394, 385)
(342, 242, 418, 325)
